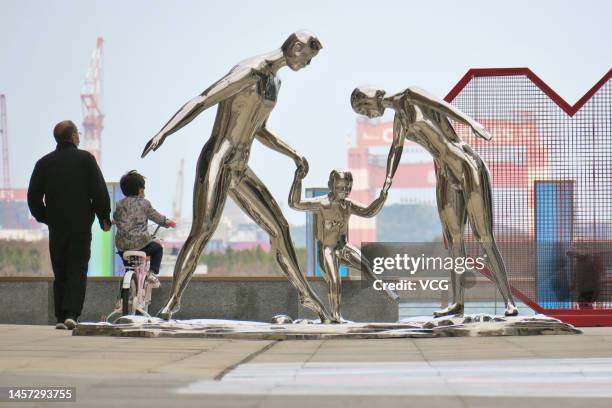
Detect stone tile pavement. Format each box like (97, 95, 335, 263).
(1, 324, 612, 407)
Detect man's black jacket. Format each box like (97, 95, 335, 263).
(27, 142, 111, 233)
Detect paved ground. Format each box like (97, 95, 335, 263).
(1, 325, 612, 407)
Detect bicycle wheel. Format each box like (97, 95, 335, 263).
(121, 273, 138, 315)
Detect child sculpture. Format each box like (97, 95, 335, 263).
(289, 166, 397, 323)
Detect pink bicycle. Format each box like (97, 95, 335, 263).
(105, 225, 162, 322)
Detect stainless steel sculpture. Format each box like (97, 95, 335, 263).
(351, 86, 519, 317)
(142, 31, 333, 322)
(289, 168, 398, 322)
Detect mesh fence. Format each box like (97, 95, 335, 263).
(448, 70, 612, 311)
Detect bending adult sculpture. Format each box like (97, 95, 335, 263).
(350, 86, 519, 317)
(142, 31, 333, 322)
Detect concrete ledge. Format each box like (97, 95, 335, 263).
(0, 277, 398, 324)
(0, 280, 49, 324)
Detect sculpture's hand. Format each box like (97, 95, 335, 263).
(102, 219, 112, 232)
(141, 133, 166, 158)
(295, 155, 309, 177)
(380, 188, 388, 200)
(472, 122, 492, 141)
(382, 176, 393, 194)
(295, 166, 308, 180)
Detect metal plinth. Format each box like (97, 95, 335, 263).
(73, 314, 580, 340)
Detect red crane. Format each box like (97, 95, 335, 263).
(0, 93, 16, 228)
(81, 37, 104, 163)
(0, 94, 9, 189)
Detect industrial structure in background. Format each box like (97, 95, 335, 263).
(0, 94, 18, 231)
(0, 95, 10, 190)
(81, 37, 104, 163)
(346, 113, 542, 245)
(159, 157, 273, 264)
(159, 159, 189, 258)
(0, 37, 105, 235)
(347, 120, 438, 245)
(0, 94, 38, 235)
(173, 159, 184, 221)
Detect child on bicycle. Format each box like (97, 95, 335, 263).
(114, 170, 176, 285)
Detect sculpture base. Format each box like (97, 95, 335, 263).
(73, 314, 580, 340)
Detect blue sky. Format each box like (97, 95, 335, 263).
(1, 0, 611, 224)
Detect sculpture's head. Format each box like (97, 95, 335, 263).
(328, 170, 353, 199)
(282, 31, 322, 71)
(350, 86, 386, 118)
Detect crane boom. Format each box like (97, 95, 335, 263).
(81, 37, 104, 163)
(0, 94, 9, 188)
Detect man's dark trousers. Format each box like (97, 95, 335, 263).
(49, 229, 92, 320)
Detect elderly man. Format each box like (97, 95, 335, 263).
(28, 120, 111, 329)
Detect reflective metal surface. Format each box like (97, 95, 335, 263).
(142, 31, 333, 322)
(289, 168, 397, 323)
(271, 314, 294, 324)
(351, 86, 519, 317)
(74, 314, 580, 339)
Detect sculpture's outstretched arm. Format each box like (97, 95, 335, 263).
(289, 168, 322, 211)
(349, 189, 388, 218)
(404, 87, 492, 141)
(255, 127, 305, 165)
(142, 68, 258, 157)
(382, 113, 407, 193)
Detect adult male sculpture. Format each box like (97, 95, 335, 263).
(142, 31, 333, 322)
(28, 120, 111, 329)
(351, 86, 519, 317)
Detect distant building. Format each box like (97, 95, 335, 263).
(158, 199, 272, 253)
(228, 223, 271, 252)
(0, 189, 42, 231)
(376, 203, 442, 243)
(347, 120, 438, 245)
(346, 115, 543, 245)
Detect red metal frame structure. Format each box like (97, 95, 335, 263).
(445, 68, 612, 326)
(81, 37, 104, 163)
